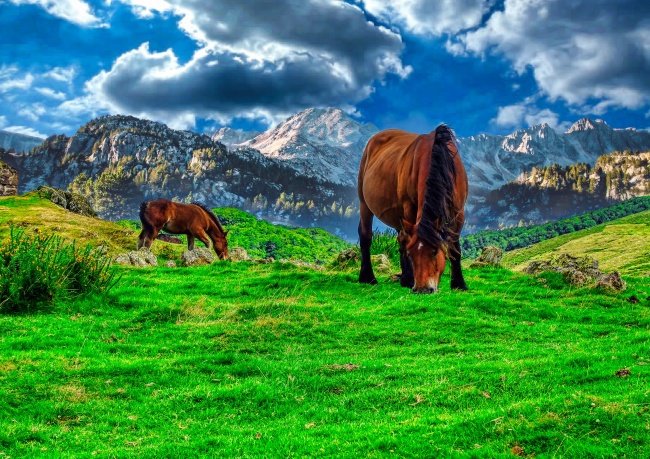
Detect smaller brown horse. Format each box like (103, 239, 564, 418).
(138, 199, 229, 260)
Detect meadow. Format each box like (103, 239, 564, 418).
(1, 195, 649, 458)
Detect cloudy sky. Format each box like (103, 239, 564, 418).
(1, 0, 649, 139)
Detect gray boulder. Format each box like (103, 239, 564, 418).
(114, 248, 158, 267)
(181, 248, 215, 266)
(470, 245, 503, 268)
(229, 247, 251, 262)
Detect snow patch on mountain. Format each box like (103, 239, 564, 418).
(230, 108, 379, 186)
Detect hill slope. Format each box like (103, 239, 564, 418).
(502, 210, 650, 275)
(0, 195, 349, 262)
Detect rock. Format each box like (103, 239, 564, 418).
(254, 257, 275, 264)
(164, 260, 177, 268)
(526, 253, 628, 291)
(181, 248, 215, 266)
(331, 247, 360, 269)
(0, 161, 18, 196)
(596, 271, 626, 292)
(564, 268, 589, 286)
(279, 259, 325, 271)
(114, 247, 158, 267)
(470, 245, 503, 268)
(35, 185, 96, 217)
(229, 247, 251, 262)
(371, 254, 392, 273)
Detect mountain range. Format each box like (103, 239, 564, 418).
(2, 107, 650, 238)
(0, 129, 44, 153)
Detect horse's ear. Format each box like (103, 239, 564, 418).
(402, 219, 415, 235)
(224, 230, 229, 237)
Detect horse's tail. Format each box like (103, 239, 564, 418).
(417, 124, 458, 247)
(191, 202, 226, 234)
(139, 201, 155, 233)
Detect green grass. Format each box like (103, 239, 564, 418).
(2, 196, 650, 457)
(2, 264, 650, 457)
(503, 210, 650, 275)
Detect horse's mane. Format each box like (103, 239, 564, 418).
(417, 124, 458, 248)
(191, 202, 226, 234)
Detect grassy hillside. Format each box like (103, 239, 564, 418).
(502, 209, 650, 275)
(0, 195, 350, 263)
(1, 196, 650, 457)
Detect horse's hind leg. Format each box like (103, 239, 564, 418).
(358, 202, 377, 285)
(137, 228, 157, 250)
(397, 230, 414, 288)
(187, 234, 195, 251)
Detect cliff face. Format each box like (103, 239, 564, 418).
(0, 160, 18, 196)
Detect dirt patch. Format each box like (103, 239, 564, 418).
(325, 363, 359, 372)
(615, 368, 631, 378)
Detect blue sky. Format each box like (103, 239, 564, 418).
(0, 0, 649, 139)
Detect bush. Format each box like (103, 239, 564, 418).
(0, 228, 120, 313)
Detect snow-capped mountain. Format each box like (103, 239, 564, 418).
(211, 127, 261, 149)
(231, 108, 379, 186)
(0, 129, 44, 153)
(459, 118, 650, 193)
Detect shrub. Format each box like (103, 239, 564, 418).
(0, 228, 120, 313)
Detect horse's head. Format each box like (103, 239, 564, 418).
(402, 220, 446, 294)
(214, 230, 229, 260)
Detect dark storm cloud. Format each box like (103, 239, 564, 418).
(449, 0, 650, 111)
(80, 0, 410, 127)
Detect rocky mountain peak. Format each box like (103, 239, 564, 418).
(565, 117, 610, 134)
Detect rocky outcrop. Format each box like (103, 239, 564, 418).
(470, 246, 503, 268)
(0, 161, 18, 196)
(229, 247, 251, 262)
(524, 253, 626, 291)
(35, 185, 97, 217)
(114, 248, 158, 267)
(180, 248, 215, 266)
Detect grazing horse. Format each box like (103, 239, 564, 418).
(358, 125, 468, 293)
(138, 199, 229, 260)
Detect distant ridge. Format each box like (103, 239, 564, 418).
(0, 129, 45, 153)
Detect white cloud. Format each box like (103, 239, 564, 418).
(35, 87, 67, 100)
(43, 66, 76, 83)
(0, 115, 6, 128)
(359, 0, 494, 36)
(18, 103, 47, 122)
(2, 125, 47, 139)
(493, 100, 571, 132)
(7, 0, 104, 27)
(449, 0, 650, 111)
(0, 73, 34, 93)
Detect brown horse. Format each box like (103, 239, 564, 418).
(138, 199, 229, 260)
(358, 124, 468, 293)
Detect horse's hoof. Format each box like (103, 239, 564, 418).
(359, 277, 378, 285)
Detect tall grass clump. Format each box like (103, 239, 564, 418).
(370, 228, 399, 264)
(0, 228, 119, 313)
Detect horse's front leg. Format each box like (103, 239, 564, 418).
(449, 238, 468, 290)
(449, 212, 468, 291)
(187, 234, 195, 251)
(358, 202, 377, 285)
